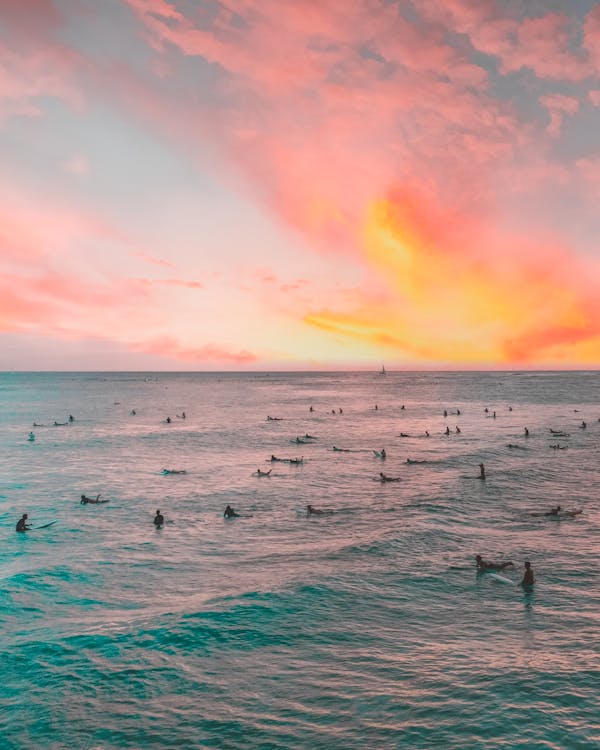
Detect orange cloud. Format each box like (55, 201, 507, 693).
(306, 188, 600, 365)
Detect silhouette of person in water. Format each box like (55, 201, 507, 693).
(524, 427, 529, 437)
(16, 513, 31, 532)
(521, 561, 534, 587)
(224, 505, 239, 518)
(455, 426, 461, 434)
(154, 509, 164, 528)
(475, 554, 513, 571)
(81, 494, 102, 504)
(479, 463, 486, 480)
(445, 426, 450, 435)
(475, 555, 514, 570)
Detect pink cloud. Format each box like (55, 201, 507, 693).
(133, 335, 257, 363)
(539, 94, 580, 136)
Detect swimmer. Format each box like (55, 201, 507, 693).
(521, 561, 534, 587)
(16, 513, 31, 532)
(80, 494, 104, 504)
(379, 473, 400, 482)
(475, 554, 514, 571)
(550, 444, 567, 450)
(256, 468, 271, 476)
(154, 509, 164, 528)
(224, 505, 239, 518)
(479, 463, 486, 480)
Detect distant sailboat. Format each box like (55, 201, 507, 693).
(379, 365, 386, 375)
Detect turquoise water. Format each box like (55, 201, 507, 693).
(1, 371, 599, 749)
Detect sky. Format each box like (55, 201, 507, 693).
(1, 0, 600, 370)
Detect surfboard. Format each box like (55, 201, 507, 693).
(488, 572, 513, 584)
(34, 520, 57, 530)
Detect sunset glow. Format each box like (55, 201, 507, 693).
(1, 0, 600, 368)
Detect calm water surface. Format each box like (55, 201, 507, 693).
(1, 372, 599, 749)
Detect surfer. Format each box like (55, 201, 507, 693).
(475, 554, 514, 571)
(130, 409, 136, 415)
(161, 469, 187, 475)
(16, 513, 31, 532)
(333, 446, 350, 452)
(256, 468, 271, 476)
(479, 463, 486, 480)
(32, 422, 46, 427)
(68, 414, 74, 422)
(306, 504, 328, 516)
(379, 472, 400, 482)
(224, 505, 239, 518)
(80, 494, 104, 504)
(304, 434, 316, 439)
(28, 432, 35, 441)
(580, 421, 587, 429)
(53, 421, 68, 426)
(154, 510, 164, 528)
(165, 417, 172, 424)
(374, 404, 378, 410)
(425, 431, 430, 437)
(380, 448, 386, 459)
(309, 406, 314, 412)
(401, 405, 405, 410)
(457, 409, 461, 416)
(521, 561, 534, 587)
(524, 427, 529, 437)
(443, 410, 448, 417)
(399, 432, 410, 438)
(406, 458, 425, 464)
(455, 426, 461, 434)
(445, 426, 450, 435)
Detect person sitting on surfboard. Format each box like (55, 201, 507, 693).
(475, 554, 514, 571)
(521, 561, 534, 587)
(16, 513, 31, 532)
(379, 473, 400, 482)
(81, 494, 103, 504)
(154, 510, 164, 528)
(380, 448, 386, 459)
(224, 505, 239, 518)
(256, 468, 271, 476)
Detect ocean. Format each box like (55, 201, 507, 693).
(1, 371, 599, 749)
